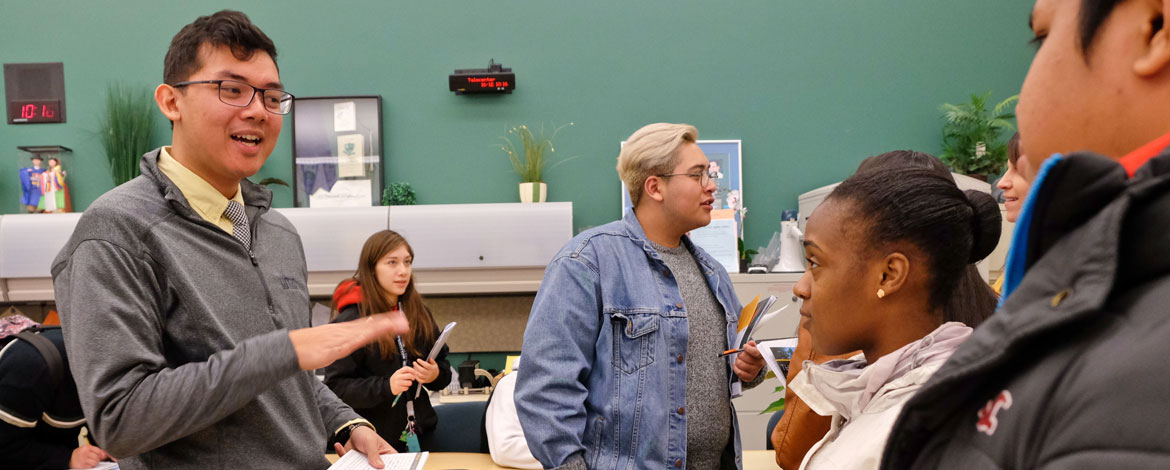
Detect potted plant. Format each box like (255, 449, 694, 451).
(939, 92, 1018, 180)
(500, 122, 573, 203)
(98, 83, 155, 186)
(381, 182, 417, 206)
(737, 237, 757, 274)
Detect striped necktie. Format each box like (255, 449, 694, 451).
(223, 200, 251, 251)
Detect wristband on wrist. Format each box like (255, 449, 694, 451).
(333, 419, 375, 446)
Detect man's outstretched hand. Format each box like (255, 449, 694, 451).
(290, 311, 409, 371)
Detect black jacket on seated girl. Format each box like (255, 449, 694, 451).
(324, 280, 451, 451)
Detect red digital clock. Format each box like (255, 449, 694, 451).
(8, 100, 63, 124)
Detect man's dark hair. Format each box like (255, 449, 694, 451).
(30, 156, 42, 161)
(163, 10, 277, 85)
(830, 164, 1002, 314)
(1078, 0, 1145, 55)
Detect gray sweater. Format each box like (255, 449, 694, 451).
(52, 149, 358, 469)
(651, 241, 732, 470)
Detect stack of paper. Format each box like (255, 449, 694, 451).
(328, 451, 429, 470)
(734, 295, 788, 350)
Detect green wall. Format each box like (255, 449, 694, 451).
(1, 1, 1035, 248)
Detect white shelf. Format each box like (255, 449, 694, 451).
(0, 203, 573, 302)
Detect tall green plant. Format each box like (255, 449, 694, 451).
(99, 83, 155, 185)
(500, 122, 573, 183)
(939, 92, 1018, 176)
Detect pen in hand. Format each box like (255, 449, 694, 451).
(719, 348, 743, 357)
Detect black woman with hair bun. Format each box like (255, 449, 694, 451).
(787, 163, 1001, 470)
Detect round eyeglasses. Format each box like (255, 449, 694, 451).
(170, 79, 294, 115)
(656, 170, 716, 187)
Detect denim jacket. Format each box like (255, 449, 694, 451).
(516, 210, 746, 470)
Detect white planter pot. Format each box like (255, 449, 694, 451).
(519, 182, 547, 203)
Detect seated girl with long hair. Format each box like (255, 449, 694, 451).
(324, 230, 452, 453)
(790, 163, 1000, 469)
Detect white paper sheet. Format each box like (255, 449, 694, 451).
(334, 101, 357, 132)
(756, 337, 800, 388)
(78, 462, 118, 470)
(327, 451, 428, 470)
(415, 322, 456, 398)
(336, 133, 366, 178)
(688, 216, 738, 273)
(309, 179, 372, 208)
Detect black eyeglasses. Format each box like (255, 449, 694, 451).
(171, 79, 294, 115)
(657, 170, 716, 187)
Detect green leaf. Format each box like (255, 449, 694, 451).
(760, 398, 786, 414)
(937, 91, 1017, 176)
(98, 83, 156, 186)
(993, 95, 1020, 116)
(382, 182, 417, 205)
(499, 122, 574, 183)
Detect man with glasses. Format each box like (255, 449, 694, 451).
(52, 10, 404, 469)
(516, 123, 767, 470)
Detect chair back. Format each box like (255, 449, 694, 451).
(765, 409, 785, 450)
(430, 401, 488, 452)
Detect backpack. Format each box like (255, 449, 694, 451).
(1, 326, 66, 390)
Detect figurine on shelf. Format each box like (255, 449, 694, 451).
(18, 155, 46, 213)
(36, 157, 71, 213)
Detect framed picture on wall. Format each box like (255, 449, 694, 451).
(620, 139, 743, 272)
(291, 96, 383, 207)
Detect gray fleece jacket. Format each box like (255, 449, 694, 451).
(52, 149, 358, 469)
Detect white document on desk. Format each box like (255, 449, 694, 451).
(78, 462, 118, 470)
(328, 451, 428, 470)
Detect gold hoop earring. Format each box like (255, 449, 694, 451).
(877, 289, 886, 299)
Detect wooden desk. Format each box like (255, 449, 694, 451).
(744, 449, 780, 468)
(327, 452, 506, 469)
(329, 451, 778, 469)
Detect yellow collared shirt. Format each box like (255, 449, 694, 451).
(157, 146, 245, 236)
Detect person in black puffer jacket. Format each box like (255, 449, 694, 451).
(324, 230, 452, 453)
(882, 0, 1170, 467)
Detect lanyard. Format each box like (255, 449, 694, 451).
(392, 302, 420, 451)
(393, 303, 417, 419)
